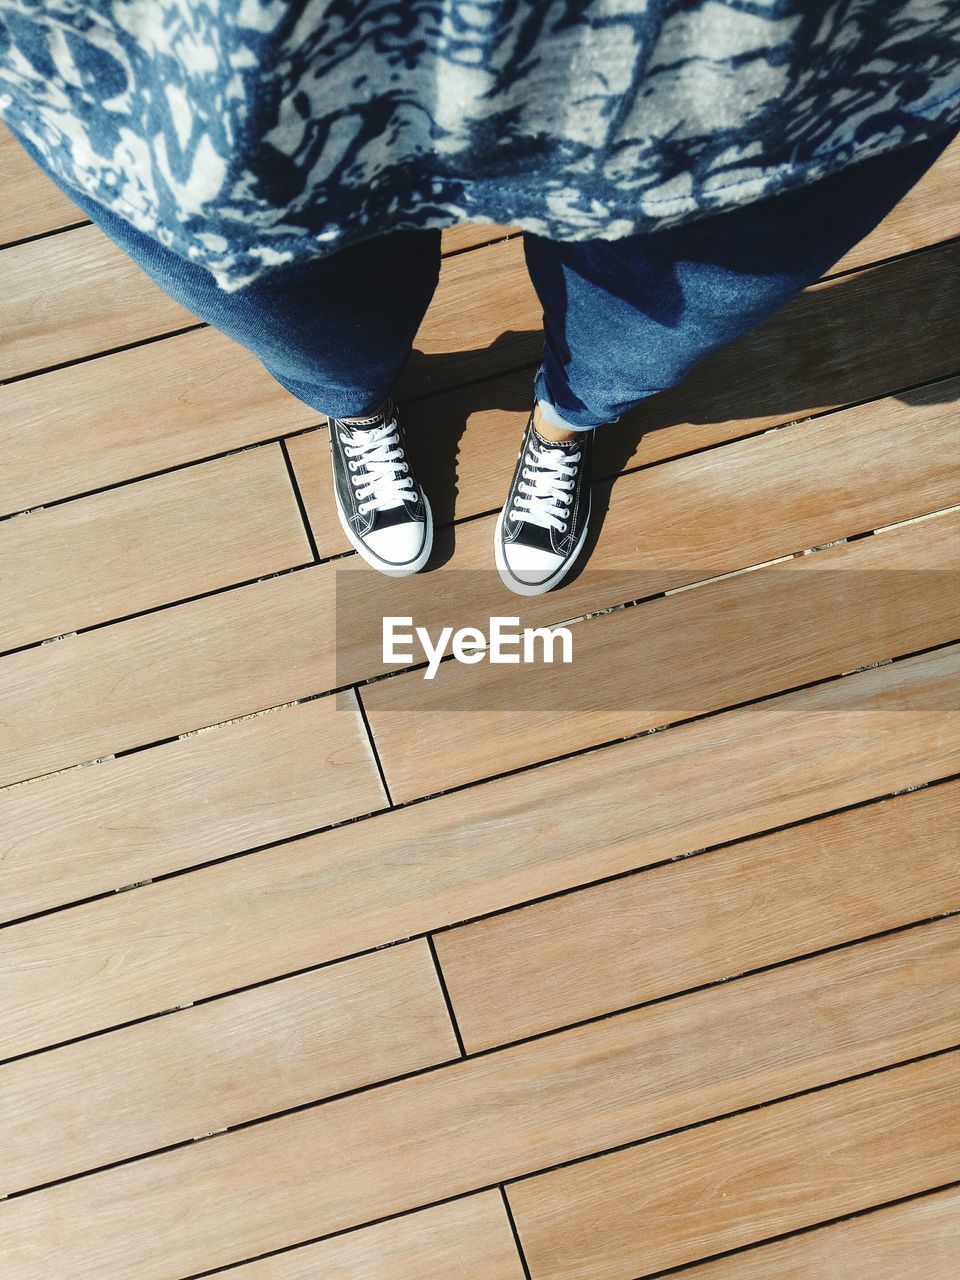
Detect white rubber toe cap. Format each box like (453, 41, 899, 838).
(495, 507, 588, 597)
(364, 520, 427, 568)
(502, 540, 565, 586)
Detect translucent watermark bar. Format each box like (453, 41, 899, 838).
(334, 566, 960, 713)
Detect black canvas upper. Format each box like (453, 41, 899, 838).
(328, 405, 426, 543)
(500, 415, 592, 558)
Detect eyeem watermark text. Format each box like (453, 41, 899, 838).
(383, 616, 574, 679)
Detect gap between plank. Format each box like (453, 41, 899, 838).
(354, 686, 395, 808)
(341, 633, 960, 809)
(427, 933, 468, 1057)
(19, 620, 949, 817)
(3, 907, 957, 1194)
(279, 437, 321, 564)
(175, 1177, 960, 1280)
(0, 224, 520, 389)
(627, 1176, 960, 1280)
(2, 461, 957, 761)
(500, 1184, 534, 1280)
(3, 358, 957, 528)
(0, 218, 91, 251)
(0, 321, 207, 388)
(39, 1050, 960, 1280)
(0, 428, 325, 525)
(0, 558, 318, 662)
(821, 231, 960, 283)
(2, 635, 958, 925)
(3, 486, 955, 663)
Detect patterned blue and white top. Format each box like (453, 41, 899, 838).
(2, 1, 959, 289)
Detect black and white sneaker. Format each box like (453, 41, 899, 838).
(329, 402, 432, 576)
(494, 413, 592, 595)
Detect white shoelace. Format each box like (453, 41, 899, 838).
(341, 420, 416, 515)
(511, 437, 581, 533)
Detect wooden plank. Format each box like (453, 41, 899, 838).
(2, 648, 956, 1060)
(508, 1052, 960, 1280)
(0, 445, 311, 651)
(436, 784, 960, 1050)
(404, 233, 542, 393)
(363, 508, 960, 801)
(4, 242, 958, 521)
(0, 690, 386, 923)
(0, 941, 457, 1195)
(0, 328, 319, 518)
(296, 381, 960, 686)
(1, 917, 956, 1279)
(0, 225, 195, 380)
(29, 373, 952, 786)
(3, 377, 947, 772)
(0, 126, 85, 245)
(0, 562, 337, 788)
(831, 136, 960, 274)
(229, 1194, 526, 1280)
(442, 223, 518, 254)
(1, 221, 538, 385)
(676, 1186, 960, 1280)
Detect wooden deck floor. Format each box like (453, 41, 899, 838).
(1, 127, 959, 1279)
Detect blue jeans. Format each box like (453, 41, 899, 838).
(26, 129, 954, 426)
(528, 126, 956, 429)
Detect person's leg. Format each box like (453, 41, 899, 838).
(17, 133, 442, 574)
(104, 209, 440, 574)
(44, 182, 441, 420)
(526, 128, 957, 433)
(493, 128, 957, 596)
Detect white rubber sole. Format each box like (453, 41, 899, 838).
(332, 484, 434, 577)
(494, 498, 591, 596)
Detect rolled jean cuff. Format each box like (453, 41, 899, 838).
(269, 368, 397, 420)
(534, 367, 605, 432)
